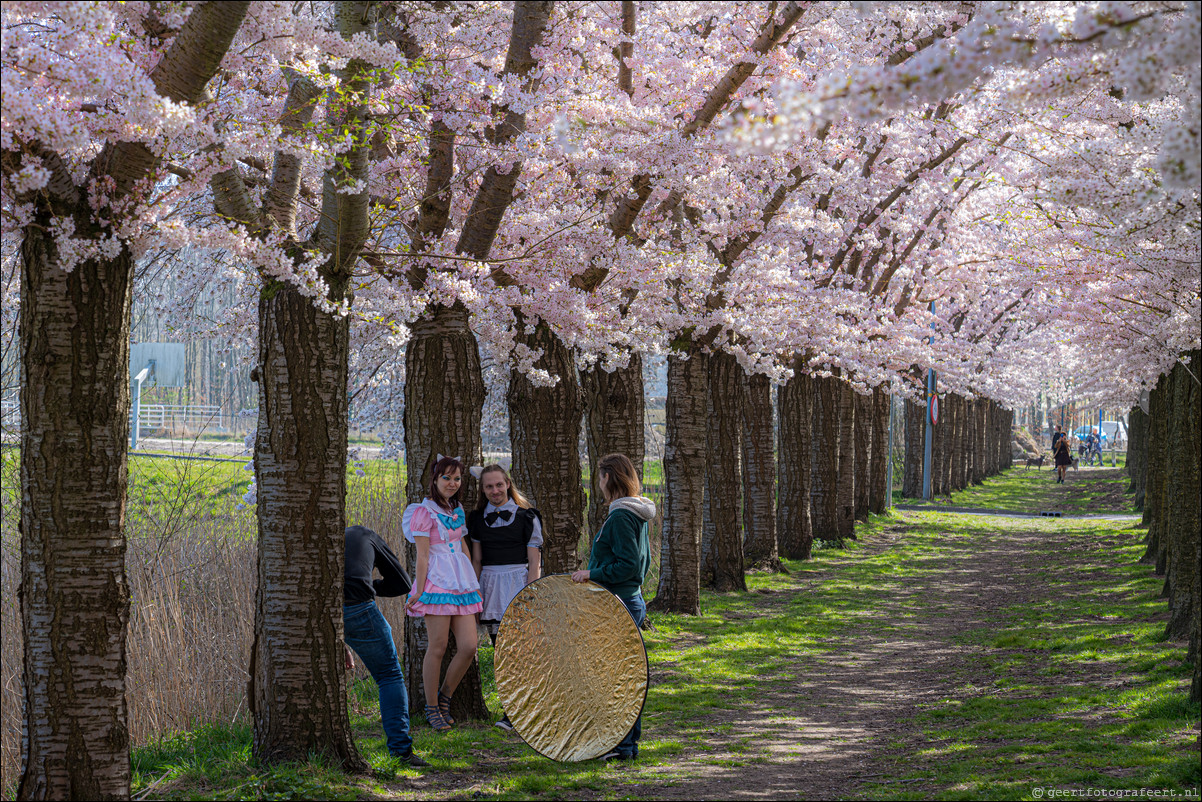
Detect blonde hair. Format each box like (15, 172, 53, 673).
(475, 464, 531, 511)
(597, 453, 641, 501)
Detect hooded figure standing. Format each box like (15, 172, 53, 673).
(571, 453, 656, 762)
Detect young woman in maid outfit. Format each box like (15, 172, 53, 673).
(466, 464, 542, 731)
(403, 454, 483, 732)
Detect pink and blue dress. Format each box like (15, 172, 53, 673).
(402, 499, 483, 617)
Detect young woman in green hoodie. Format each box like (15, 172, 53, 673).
(571, 452, 656, 761)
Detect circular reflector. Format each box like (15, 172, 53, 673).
(495, 575, 648, 762)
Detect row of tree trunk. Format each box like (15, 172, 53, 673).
(1126, 351, 1201, 704)
(900, 393, 1014, 498)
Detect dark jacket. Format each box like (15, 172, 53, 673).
(344, 525, 411, 604)
(587, 496, 655, 599)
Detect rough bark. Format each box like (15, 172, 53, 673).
(1141, 380, 1168, 571)
(868, 386, 890, 514)
(582, 357, 645, 539)
(701, 351, 746, 591)
(853, 389, 872, 520)
(14, 4, 249, 797)
(18, 230, 134, 801)
(509, 321, 585, 574)
(836, 380, 856, 538)
(248, 279, 363, 768)
(1128, 405, 1148, 503)
(777, 365, 814, 560)
(245, 2, 379, 763)
(902, 398, 925, 498)
(1165, 351, 1200, 641)
(811, 375, 840, 539)
(743, 372, 780, 569)
(950, 395, 965, 491)
(971, 399, 987, 485)
(930, 392, 946, 496)
(402, 303, 488, 721)
(651, 346, 709, 615)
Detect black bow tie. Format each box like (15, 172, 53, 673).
(485, 509, 513, 526)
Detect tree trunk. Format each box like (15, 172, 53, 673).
(960, 397, 973, 489)
(835, 378, 856, 539)
(701, 351, 746, 591)
(1129, 405, 1148, 502)
(995, 403, 1007, 475)
(1165, 351, 1200, 641)
(582, 357, 644, 541)
(777, 364, 813, 560)
(1141, 379, 1168, 571)
(743, 373, 780, 569)
(509, 321, 585, 573)
(811, 375, 840, 539)
(402, 303, 488, 721)
(972, 400, 987, 485)
(14, 3, 249, 794)
(18, 230, 134, 801)
(651, 346, 709, 615)
(868, 386, 889, 514)
(248, 279, 364, 768)
(853, 389, 872, 520)
(930, 393, 946, 496)
(951, 395, 966, 491)
(902, 398, 924, 498)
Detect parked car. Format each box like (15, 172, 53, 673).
(1073, 421, 1127, 445)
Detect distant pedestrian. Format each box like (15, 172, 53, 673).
(343, 525, 429, 767)
(1053, 434, 1072, 483)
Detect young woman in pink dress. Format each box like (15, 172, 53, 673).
(402, 455, 483, 731)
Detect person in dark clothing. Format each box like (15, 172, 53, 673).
(1051, 426, 1065, 451)
(571, 453, 656, 762)
(343, 525, 429, 767)
(1053, 434, 1073, 483)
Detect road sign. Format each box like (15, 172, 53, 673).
(929, 394, 940, 426)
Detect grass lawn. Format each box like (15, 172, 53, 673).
(895, 465, 1139, 515)
(122, 467, 1197, 801)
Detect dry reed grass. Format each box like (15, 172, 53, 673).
(0, 453, 405, 795)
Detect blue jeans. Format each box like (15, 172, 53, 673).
(344, 600, 412, 756)
(616, 591, 647, 757)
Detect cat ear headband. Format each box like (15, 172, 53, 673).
(435, 453, 463, 464)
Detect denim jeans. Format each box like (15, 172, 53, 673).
(616, 591, 647, 757)
(344, 600, 412, 756)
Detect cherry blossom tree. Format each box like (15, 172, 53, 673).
(2, 2, 250, 795)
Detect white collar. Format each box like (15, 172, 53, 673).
(485, 499, 518, 514)
(424, 498, 458, 515)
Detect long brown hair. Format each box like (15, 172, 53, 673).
(597, 453, 641, 501)
(475, 464, 531, 511)
(428, 454, 466, 510)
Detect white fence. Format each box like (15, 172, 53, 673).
(131, 404, 227, 434)
(2, 399, 228, 437)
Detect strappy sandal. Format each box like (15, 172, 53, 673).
(425, 704, 452, 732)
(437, 690, 456, 726)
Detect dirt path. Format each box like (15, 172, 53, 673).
(382, 475, 1192, 801)
(603, 516, 1176, 800)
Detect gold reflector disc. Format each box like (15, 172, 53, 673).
(495, 575, 648, 762)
